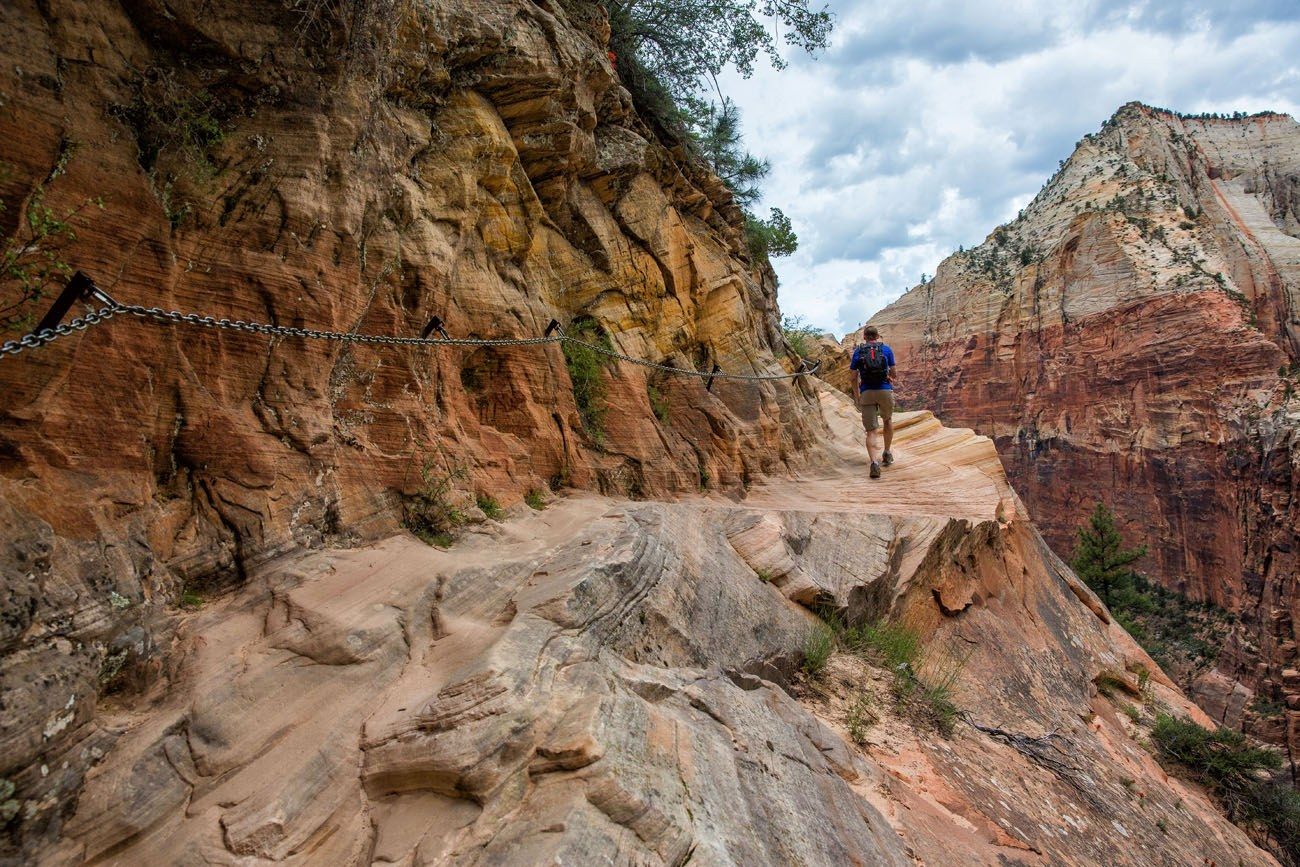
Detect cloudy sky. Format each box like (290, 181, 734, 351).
(721, 0, 1300, 335)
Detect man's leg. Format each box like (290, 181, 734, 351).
(880, 391, 895, 465)
(857, 389, 878, 465)
(862, 394, 883, 472)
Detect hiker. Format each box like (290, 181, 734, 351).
(849, 325, 896, 479)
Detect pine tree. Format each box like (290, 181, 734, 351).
(1070, 503, 1147, 607)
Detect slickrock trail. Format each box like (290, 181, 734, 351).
(48, 386, 1274, 866)
(745, 389, 1019, 523)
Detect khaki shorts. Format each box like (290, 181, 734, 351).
(856, 389, 894, 431)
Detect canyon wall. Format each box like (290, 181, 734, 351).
(0, 0, 823, 855)
(35, 393, 1280, 866)
(846, 103, 1300, 759)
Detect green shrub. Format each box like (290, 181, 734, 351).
(476, 494, 503, 521)
(562, 319, 615, 444)
(647, 383, 670, 423)
(1072, 503, 1232, 684)
(1151, 714, 1299, 860)
(801, 622, 835, 676)
(1250, 695, 1287, 719)
(1095, 670, 1133, 697)
(524, 489, 546, 511)
(404, 464, 466, 547)
(1152, 714, 1280, 787)
(0, 144, 104, 333)
(846, 693, 875, 744)
(113, 67, 227, 176)
(1237, 781, 1300, 859)
(747, 207, 799, 261)
(780, 313, 823, 358)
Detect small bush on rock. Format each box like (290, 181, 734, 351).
(562, 319, 615, 445)
(1152, 714, 1300, 862)
(476, 494, 503, 521)
(404, 464, 467, 548)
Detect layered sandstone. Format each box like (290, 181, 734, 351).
(831, 103, 1300, 760)
(39, 387, 1276, 866)
(0, 0, 820, 856)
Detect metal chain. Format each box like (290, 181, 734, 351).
(3, 299, 817, 382)
(115, 304, 563, 347)
(0, 305, 118, 357)
(559, 335, 814, 381)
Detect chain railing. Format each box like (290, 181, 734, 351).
(1, 272, 820, 384)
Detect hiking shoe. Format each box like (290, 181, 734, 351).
(870, 461, 881, 479)
(882, 450, 894, 467)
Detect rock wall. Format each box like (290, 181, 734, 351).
(848, 103, 1300, 760)
(35, 391, 1278, 866)
(0, 0, 822, 855)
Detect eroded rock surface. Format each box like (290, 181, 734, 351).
(822, 103, 1300, 760)
(39, 390, 1275, 866)
(0, 0, 821, 851)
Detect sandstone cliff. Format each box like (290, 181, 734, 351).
(0, 4, 1285, 863)
(37, 388, 1278, 865)
(836, 103, 1300, 764)
(0, 0, 821, 855)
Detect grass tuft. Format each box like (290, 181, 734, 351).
(801, 622, 835, 676)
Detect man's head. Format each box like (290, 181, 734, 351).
(863, 326, 879, 341)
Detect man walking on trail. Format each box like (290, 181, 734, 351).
(850, 326, 896, 479)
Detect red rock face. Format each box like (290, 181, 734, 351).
(0, 0, 821, 855)
(850, 103, 1300, 763)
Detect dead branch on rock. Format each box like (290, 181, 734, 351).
(961, 712, 1102, 806)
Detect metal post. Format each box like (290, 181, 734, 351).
(544, 319, 562, 338)
(420, 316, 451, 340)
(31, 271, 96, 335)
(705, 363, 722, 392)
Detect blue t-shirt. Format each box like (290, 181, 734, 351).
(850, 342, 895, 392)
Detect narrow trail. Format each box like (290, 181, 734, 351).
(742, 385, 1019, 523)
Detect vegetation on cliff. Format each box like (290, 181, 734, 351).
(1072, 503, 1233, 686)
(780, 314, 824, 356)
(603, 0, 830, 262)
(1152, 714, 1300, 863)
(0, 143, 101, 332)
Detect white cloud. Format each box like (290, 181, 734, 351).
(720, 0, 1300, 333)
